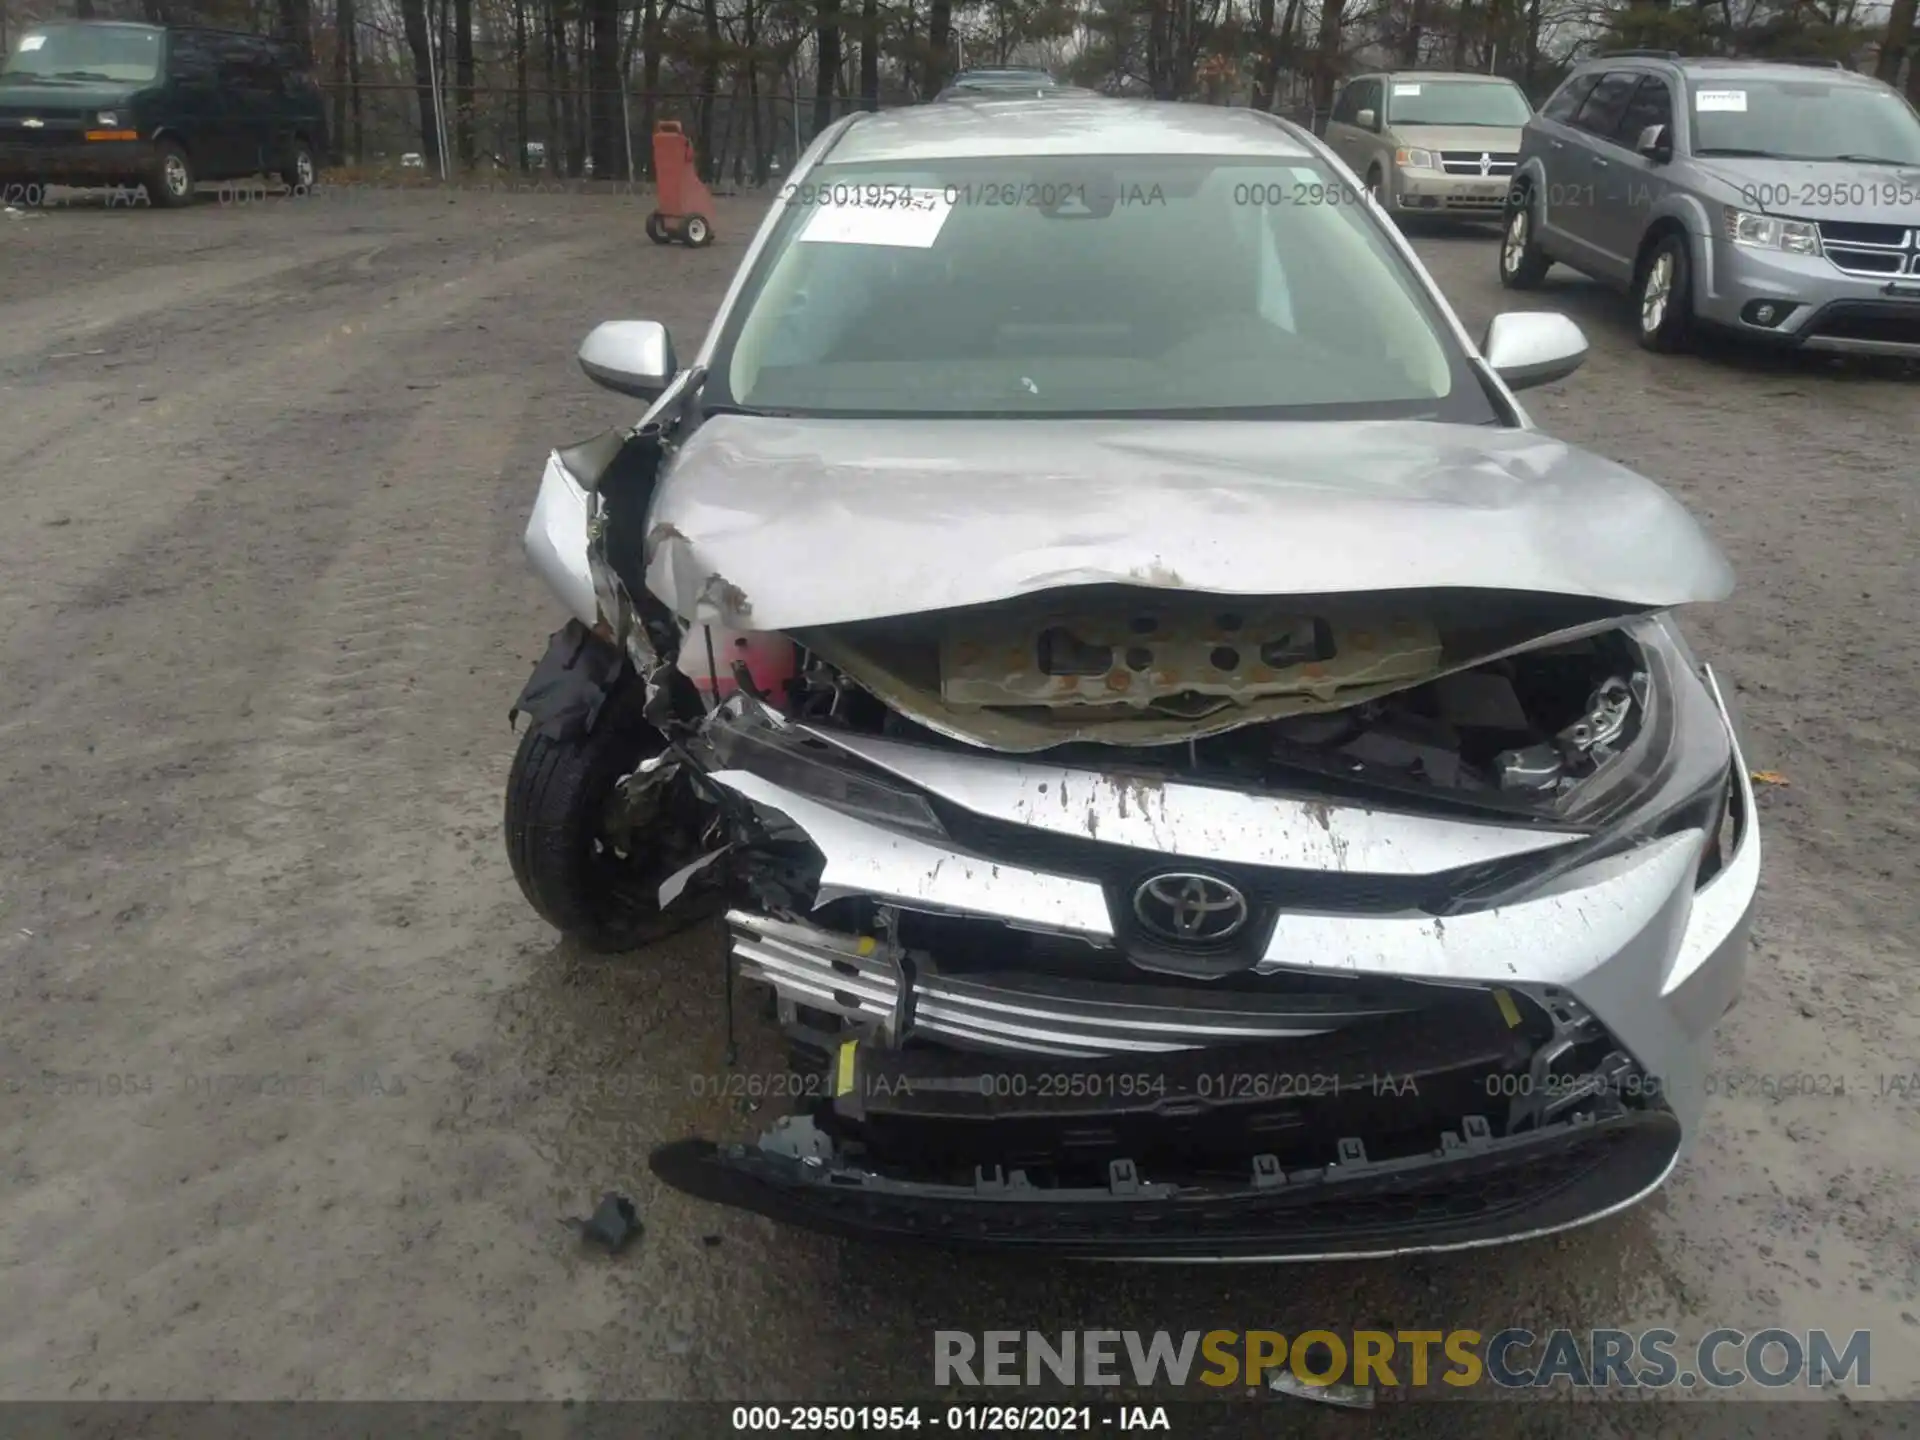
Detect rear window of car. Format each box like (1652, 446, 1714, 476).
(1541, 73, 1600, 123)
(1570, 72, 1642, 138)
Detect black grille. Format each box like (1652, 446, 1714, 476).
(1805, 301, 1920, 345)
(1440, 151, 1517, 176)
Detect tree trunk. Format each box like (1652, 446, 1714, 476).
(454, 0, 474, 165)
(1310, 0, 1346, 115)
(1452, 0, 1473, 67)
(924, 0, 950, 96)
(278, 0, 313, 66)
(400, 0, 441, 167)
(1878, 0, 1915, 83)
(697, 0, 720, 176)
(330, 0, 350, 162)
(860, 0, 878, 108)
(346, 12, 362, 160)
(514, 0, 528, 170)
(641, 0, 661, 176)
(1249, 0, 1277, 108)
(589, 0, 620, 177)
(1399, 0, 1423, 65)
(745, 0, 764, 181)
(813, 0, 840, 135)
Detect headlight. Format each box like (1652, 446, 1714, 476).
(1394, 147, 1438, 171)
(95, 110, 119, 126)
(1439, 620, 1734, 913)
(1724, 208, 1820, 255)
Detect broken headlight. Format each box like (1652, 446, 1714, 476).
(1443, 619, 1734, 911)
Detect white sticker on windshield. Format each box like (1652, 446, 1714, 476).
(1392, 83, 1422, 96)
(1695, 89, 1747, 112)
(799, 187, 953, 248)
(18, 34, 46, 50)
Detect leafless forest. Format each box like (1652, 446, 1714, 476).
(1, 0, 1913, 182)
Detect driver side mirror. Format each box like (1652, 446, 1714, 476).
(1636, 123, 1672, 163)
(1356, 107, 1378, 131)
(1482, 311, 1588, 391)
(577, 320, 677, 400)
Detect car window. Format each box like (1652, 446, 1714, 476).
(1331, 84, 1359, 125)
(1540, 73, 1601, 125)
(167, 31, 217, 81)
(1615, 76, 1673, 145)
(0, 23, 161, 83)
(1688, 76, 1920, 164)
(1358, 80, 1382, 118)
(709, 156, 1496, 424)
(1386, 79, 1531, 127)
(1570, 72, 1641, 140)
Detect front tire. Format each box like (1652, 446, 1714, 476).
(1499, 194, 1551, 289)
(504, 685, 717, 953)
(1367, 166, 1389, 215)
(147, 139, 196, 208)
(1635, 232, 1695, 353)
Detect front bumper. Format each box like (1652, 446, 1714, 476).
(1390, 169, 1511, 217)
(654, 662, 1758, 1257)
(0, 138, 149, 185)
(1696, 237, 1920, 356)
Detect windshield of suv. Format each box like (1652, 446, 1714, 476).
(1690, 77, 1920, 163)
(708, 156, 1492, 422)
(1, 24, 160, 84)
(1386, 80, 1531, 127)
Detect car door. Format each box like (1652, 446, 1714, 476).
(1324, 78, 1363, 156)
(1344, 79, 1387, 183)
(1531, 72, 1600, 240)
(1599, 75, 1676, 263)
(1559, 70, 1643, 281)
(162, 30, 237, 178)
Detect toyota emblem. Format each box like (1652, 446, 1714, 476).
(1478, 152, 1493, 176)
(1132, 872, 1249, 944)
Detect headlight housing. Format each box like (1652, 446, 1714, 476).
(1439, 619, 1735, 913)
(1724, 208, 1820, 255)
(1394, 147, 1438, 171)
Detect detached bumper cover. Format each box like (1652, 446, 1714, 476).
(652, 1108, 1680, 1260)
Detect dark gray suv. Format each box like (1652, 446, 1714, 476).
(1500, 52, 1920, 358)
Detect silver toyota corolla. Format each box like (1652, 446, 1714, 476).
(505, 97, 1759, 1260)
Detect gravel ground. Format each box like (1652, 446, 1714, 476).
(0, 186, 1915, 1429)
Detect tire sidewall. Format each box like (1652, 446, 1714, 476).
(149, 141, 195, 208)
(1637, 235, 1693, 352)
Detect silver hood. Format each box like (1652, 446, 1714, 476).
(641, 416, 1733, 631)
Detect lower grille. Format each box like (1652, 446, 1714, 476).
(729, 911, 1421, 1056)
(1804, 301, 1920, 346)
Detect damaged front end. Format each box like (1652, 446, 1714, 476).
(509, 405, 1757, 1259)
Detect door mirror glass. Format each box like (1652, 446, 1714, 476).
(577, 320, 677, 400)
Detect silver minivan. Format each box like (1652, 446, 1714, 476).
(1324, 71, 1534, 218)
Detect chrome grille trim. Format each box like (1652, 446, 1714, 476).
(1817, 222, 1917, 279)
(1440, 151, 1517, 176)
(729, 910, 1418, 1058)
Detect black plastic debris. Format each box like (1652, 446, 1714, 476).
(564, 1192, 642, 1254)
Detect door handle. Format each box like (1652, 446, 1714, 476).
(1592, 156, 1609, 168)
(1550, 139, 1565, 150)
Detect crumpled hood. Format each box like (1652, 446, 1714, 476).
(641, 416, 1733, 630)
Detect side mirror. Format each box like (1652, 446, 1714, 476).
(1482, 311, 1588, 392)
(1356, 107, 1377, 130)
(1636, 123, 1672, 162)
(577, 320, 677, 400)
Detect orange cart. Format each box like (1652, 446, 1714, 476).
(646, 121, 716, 247)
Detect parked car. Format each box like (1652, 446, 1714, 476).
(1501, 52, 1920, 356)
(506, 96, 1758, 1259)
(936, 67, 1066, 101)
(399, 151, 424, 169)
(1324, 70, 1534, 219)
(0, 20, 325, 206)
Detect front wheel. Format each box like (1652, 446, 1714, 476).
(504, 686, 721, 953)
(146, 139, 196, 208)
(1499, 196, 1552, 289)
(1635, 233, 1695, 353)
(281, 140, 317, 192)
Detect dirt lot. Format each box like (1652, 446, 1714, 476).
(1, 185, 1916, 1427)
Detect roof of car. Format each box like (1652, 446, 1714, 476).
(826, 98, 1313, 162)
(1358, 70, 1523, 83)
(1574, 53, 1880, 83)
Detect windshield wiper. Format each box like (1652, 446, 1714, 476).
(1829, 154, 1919, 166)
(1695, 147, 1788, 158)
(51, 70, 118, 81)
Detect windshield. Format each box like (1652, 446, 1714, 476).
(708, 155, 1492, 422)
(1, 24, 160, 83)
(1386, 80, 1531, 127)
(1689, 78, 1920, 163)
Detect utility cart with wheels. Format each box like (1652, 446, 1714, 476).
(645, 122, 715, 247)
